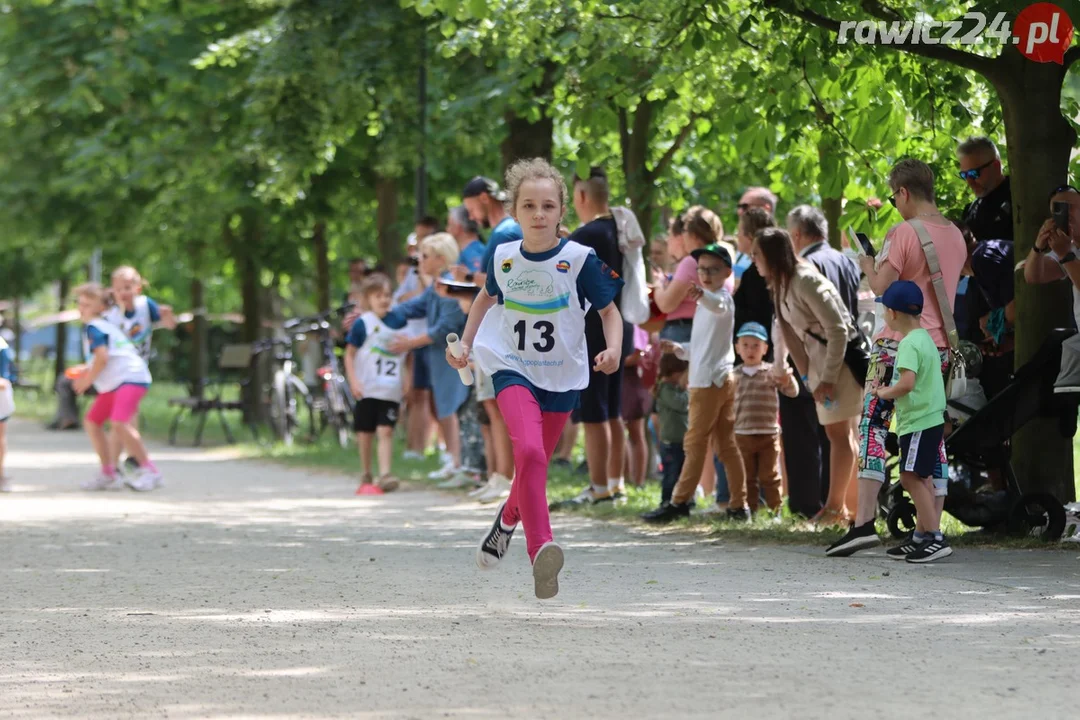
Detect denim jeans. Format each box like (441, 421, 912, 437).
(659, 442, 685, 505)
(713, 456, 730, 504)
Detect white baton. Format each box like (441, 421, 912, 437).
(446, 333, 474, 386)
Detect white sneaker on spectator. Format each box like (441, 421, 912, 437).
(126, 467, 163, 492)
(435, 468, 473, 489)
(0, 476, 11, 493)
(694, 486, 705, 503)
(427, 461, 457, 481)
(81, 473, 122, 491)
(697, 503, 728, 516)
(468, 476, 495, 498)
(477, 474, 512, 504)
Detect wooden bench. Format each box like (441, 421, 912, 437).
(168, 344, 258, 447)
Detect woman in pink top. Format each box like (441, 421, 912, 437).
(826, 159, 966, 558)
(653, 207, 735, 343)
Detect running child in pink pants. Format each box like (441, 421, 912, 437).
(446, 158, 624, 599)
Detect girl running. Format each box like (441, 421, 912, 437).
(72, 283, 159, 492)
(446, 158, 624, 599)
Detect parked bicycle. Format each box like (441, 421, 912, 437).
(251, 335, 317, 447)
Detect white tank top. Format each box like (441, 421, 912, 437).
(473, 240, 592, 393)
(104, 296, 155, 360)
(82, 318, 152, 393)
(352, 312, 407, 403)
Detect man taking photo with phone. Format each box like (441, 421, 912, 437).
(1023, 184, 1080, 393)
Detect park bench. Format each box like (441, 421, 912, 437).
(167, 343, 259, 447)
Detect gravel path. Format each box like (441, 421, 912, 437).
(2, 419, 1078, 719)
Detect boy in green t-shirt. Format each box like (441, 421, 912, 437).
(871, 281, 953, 564)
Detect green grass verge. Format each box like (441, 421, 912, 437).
(12, 382, 1076, 551)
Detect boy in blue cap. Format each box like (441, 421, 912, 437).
(731, 321, 799, 518)
(871, 280, 952, 563)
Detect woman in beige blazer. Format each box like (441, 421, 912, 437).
(752, 228, 862, 527)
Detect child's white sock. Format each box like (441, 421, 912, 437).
(591, 482, 608, 496)
(607, 477, 624, 494)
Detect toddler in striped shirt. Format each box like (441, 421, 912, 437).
(730, 322, 798, 517)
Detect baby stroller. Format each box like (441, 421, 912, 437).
(879, 328, 1077, 541)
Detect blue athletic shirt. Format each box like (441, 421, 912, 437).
(478, 216, 523, 275)
(458, 239, 487, 274)
(483, 238, 623, 411)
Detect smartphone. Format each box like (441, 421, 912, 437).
(848, 228, 875, 257)
(1053, 201, 1070, 233)
(407, 256, 420, 267)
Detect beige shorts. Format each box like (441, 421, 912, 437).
(815, 364, 864, 426)
(475, 366, 495, 402)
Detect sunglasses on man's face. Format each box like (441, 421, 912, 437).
(737, 203, 751, 212)
(958, 159, 995, 181)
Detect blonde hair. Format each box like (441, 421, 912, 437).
(74, 282, 112, 308)
(111, 265, 145, 287)
(505, 157, 568, 213)
(682, 205, 724, 246)
(359, 273, 392, 297)
(420, 232, 460, 268)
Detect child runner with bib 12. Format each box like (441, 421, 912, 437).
(446, 158, 624, 600)
(344, 273, 406, 495)
(71, 283, 160, 492)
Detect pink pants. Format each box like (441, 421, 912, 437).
(496, 385, 571, 562)
(87, 384, 147, 425)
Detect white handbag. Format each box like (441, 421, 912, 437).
(910, 219, 968, 400)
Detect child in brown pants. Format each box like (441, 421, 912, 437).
(730, 322, 798, 517)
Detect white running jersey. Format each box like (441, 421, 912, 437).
(82, 318, 152, 393)
(352, 312, 406, 403)
(474, 240, 592, 393)
(104, 296, 156, 360)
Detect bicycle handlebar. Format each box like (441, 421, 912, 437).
(283, 302, 355, 332)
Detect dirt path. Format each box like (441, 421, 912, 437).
(2, 419, 1078, 719)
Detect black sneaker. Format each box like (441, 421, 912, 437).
(886, 538, 919, 560)
(641, 501, 692, 524)
(825, 520, 881, 557)
(725, 507, 751, 521)
(550, 458, 572, 471)
(905, 536, 953, 563)
(476, 500, 516, 570)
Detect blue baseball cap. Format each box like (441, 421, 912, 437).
(736, 321, 769, 342)
(876, 280, 923, 315)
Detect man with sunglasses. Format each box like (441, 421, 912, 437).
(957, 137, 1012, 243)
(737, 186, 778, 217)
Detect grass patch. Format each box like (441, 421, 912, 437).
(12, 382, 1075, 550)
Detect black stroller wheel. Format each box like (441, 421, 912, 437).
(1009, 492, 1067, 541)
(886, 499, 918, 538)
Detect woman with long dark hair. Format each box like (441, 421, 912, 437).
(753, 228, 862, 527)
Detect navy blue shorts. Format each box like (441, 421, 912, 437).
(571, 364, 623, 424)
(898, 425, 946, 479)
(411, 348, 431, 390)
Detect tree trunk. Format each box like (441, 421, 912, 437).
(376, 175, 401, 270)
(815, 111, 843, 249)
(621, 100, 656, 239)
(500, 63, 557, 174)
(313, 220, 330, 312)
(54, 260, 69, 380)
(994, 53, 1076, 501)
(822, 196, 842, 249)
(228, 212, 265, 423)
(190, 238, 207, 400)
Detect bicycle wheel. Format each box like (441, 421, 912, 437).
(268, 370, 293, 446)
(289, 376, 317, 443)
(328, 378, 352, 449)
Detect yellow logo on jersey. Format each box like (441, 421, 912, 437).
(501, 258, 513, 273)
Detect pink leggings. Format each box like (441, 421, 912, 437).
(496, 385, 571, 562)
(87, 384, 147, 425)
